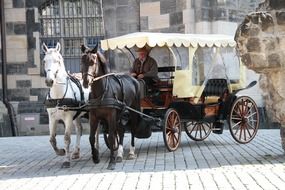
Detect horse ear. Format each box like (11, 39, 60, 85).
(91, 44, 98, 54)
(81, 44, 87, 53)
(55, 42, 61, 52)
(42, 43, 48, 53)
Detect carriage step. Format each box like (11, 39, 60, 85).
(212, 121, 224, 134)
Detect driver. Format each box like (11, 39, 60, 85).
(130, 46, 159, 98)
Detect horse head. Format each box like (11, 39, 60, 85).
(42, 42, 65, 87)
(80, 44, 108, 88)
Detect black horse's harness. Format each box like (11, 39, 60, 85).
(88, 73, 126, 110)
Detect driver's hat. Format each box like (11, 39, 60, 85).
(135, 46, 150, 53)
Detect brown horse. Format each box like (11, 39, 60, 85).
(81, 44, 141, 170)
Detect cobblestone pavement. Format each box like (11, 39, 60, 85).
(0, 129, 285, 190)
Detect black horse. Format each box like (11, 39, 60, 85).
(81, 44, 141, 170)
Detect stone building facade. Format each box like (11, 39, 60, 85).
(0, 0, 264, 136)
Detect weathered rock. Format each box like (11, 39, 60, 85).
(235, 0, 285, 126)
(235, 0, 285, 151)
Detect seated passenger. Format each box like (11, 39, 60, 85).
(130, 47, 159, 98)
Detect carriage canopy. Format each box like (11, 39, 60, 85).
(101, 32, 236, 50)
(101, 32, 245, 100)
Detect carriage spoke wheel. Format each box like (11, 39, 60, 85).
(228, 96, 259, 144)
(103, 132, 119, 151)
(184, 121, 212, 141)
(163, 108, 181, 152)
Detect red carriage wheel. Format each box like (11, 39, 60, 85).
(184, 121, 212, 141)
(163, 108, 181, 151)
(228, 96, 259, 144)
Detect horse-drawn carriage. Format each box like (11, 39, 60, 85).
(44, 32, 259, 169)
(99, 32, 259, 152)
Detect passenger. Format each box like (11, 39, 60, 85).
(130, 47, 159, 98)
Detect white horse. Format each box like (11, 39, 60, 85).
(42, 42, 97, 168)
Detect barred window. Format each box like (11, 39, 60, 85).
(39, 0, 104, 73)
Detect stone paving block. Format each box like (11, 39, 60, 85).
(0, 130, 285, 189)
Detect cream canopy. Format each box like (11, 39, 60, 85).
(100, 32, 236, 50)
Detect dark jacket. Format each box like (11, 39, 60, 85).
(131, 56, 159, 81)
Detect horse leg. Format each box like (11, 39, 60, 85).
(116, 126, 125, 163)
(89, 113, 100, 164)
(107, 113, 117, 170)
(127, 112, 137, 160)
(71, 118, 82, 160)
(95, 122, 100, 150)
(127, 134, 136, 160)
(48, 117, 65, 156)
(62, 119, 73, 168)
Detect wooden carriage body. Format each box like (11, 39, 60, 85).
(100, 32, 259, 151)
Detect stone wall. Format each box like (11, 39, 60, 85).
(0, 0, 268, 136)
(235, 0, 285, 125)
(1, 0, 52, 135)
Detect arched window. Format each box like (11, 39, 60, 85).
(39, 0, 104, 72)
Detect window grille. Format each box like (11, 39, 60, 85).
(39, 0, 104, 73)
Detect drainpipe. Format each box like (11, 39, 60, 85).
(0, 0, 18, 136)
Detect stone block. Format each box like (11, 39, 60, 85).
(8, 88, 29, 101)
(183, 9, 195, 24)
(195, 21, 211, 34)
(276, 11, 285, 25)
(30, 88, 48, 101)
(212, 21, 238, 35)
(13, 0, 25, 8)
(140, 16, 149, 31)
(6, 48, 28, 63)
(6, 35, 27, 49)
(14, 24, 26, 35)
(5, 8, 26, 22)
(247, 38, 261, 52)
(8, 75, 31, 89)
(170, 12, 183, 26)
(176, 0, 187, 11)
(6, 23, 14, 35)
(4, 0, 13, 8)
(31, 76, 46, 88)
(148, 14, 169, 30)
(29, 96, 38, 101)
(140, 2, 160, 16)
(117, 0, 129, 6)
(160, 0, 176, 14)
(116, 6, 129, 19)
(18, 101, 46, 114)
(16, 80, 31, 88)
(269, 0, 285, 10)
(267, 53, 281, 68)
(248, 27, 260, 36)
(102, 0, 116, 8)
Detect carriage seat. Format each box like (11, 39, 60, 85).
(202, 79, 228, 98)
(155, 66, 175, 90)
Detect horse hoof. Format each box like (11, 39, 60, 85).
(56, 149, 66, 156)
(92, 157, 100, 164)
(71, 152, 80, 160)
(127, 153, 137, 160)
(116, 156, 123, 163)
(107, 162, 116, 170)
(62, 161, 70, 168)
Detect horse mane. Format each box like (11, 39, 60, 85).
(96, 51, 109, 74)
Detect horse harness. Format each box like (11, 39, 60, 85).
(44, 73, 85, 120)
(88, 73, 126, 110)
